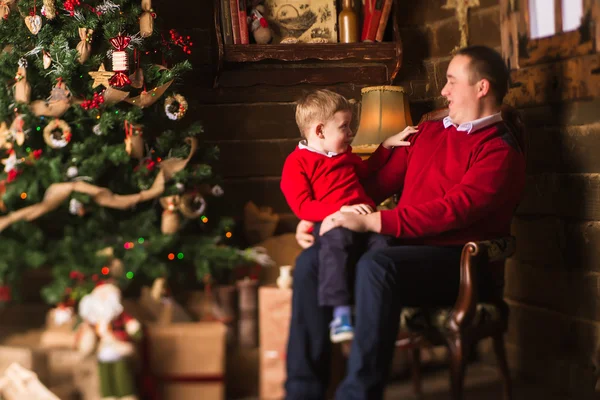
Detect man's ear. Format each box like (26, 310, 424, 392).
(478, 79, 491, 99)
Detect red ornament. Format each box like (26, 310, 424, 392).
(63, 0, 81, 16)
(6, 169, 19, 182)
(168, 29, 193, 54)
(109, 35, 132, 88)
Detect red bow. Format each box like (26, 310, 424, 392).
(109, 35, 131, 51)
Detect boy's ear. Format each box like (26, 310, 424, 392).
(316, 123, 325, 139)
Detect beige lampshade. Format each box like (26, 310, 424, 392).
(353, 86, 413, 154)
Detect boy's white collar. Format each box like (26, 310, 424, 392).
(298, 140, 340, 157)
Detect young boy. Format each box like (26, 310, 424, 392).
(280, 89, 416, 342)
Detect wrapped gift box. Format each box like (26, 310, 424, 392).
(259, 286, 346, 399)
(146, 321, 226, 400)
(259, 286, 292, 399)
(0, 345, 49, 384)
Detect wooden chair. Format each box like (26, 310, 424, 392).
(395, 106, 526, 400)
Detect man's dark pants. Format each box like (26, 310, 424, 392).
(313, 224, 391, 307)
(285, 242, 496, 400)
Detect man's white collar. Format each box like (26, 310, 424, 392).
(298, 140, 339, 157)
(443, 112, 503, 134)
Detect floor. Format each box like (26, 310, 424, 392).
(384, 362, 569, 400)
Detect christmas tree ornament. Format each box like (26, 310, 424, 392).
(164, 94, 188, 120)
(88, 63, 114, 89)
(13, 59, 31, 104)
(92, 124, 103, 136)
(124, 120, 144, 159)
(139, 0, 155, 37)
(9, 115, 26, 146)
(68, 198, 85, 216)
(43, 119, 72, 148)
(0, 122, 9, 149)
(159, 195, 180, 234)
(30, 79, 72, 117)
(66, 165, 78, 178)
(42, 50, 51, 69)
(0, 137, 198, 232)
(76, 283, 141, 400)
(63, 0, 81, 16)
(2, 152, 19, 174)
(42, 0, 56, 19)
(0, 0, 14, 20)
(76, 27, 94, 64)
(0, 116, 27, 151)
(212, 184, 224, 197)
(108, 34, 131, 88)
(24, 12, 42, 35)
(179, 191, 206, 218)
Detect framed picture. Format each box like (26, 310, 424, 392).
(263, 0, 338, 43)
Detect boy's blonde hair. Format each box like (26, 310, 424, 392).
(295, 90, 352, 137)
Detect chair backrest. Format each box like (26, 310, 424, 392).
(417, 105, 527, 157)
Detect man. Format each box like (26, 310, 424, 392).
(285, 46, 526, 400)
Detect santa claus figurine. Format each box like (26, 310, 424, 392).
(76, 281, 141, 400)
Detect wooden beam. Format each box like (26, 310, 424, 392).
(554, 0, 563, 34)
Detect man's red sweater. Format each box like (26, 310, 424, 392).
(363, 119, 526, 245)
(280, 144, 392, 222)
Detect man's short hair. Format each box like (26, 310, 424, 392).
(455, 46, 509, 106)
(295, 89, 352, 137)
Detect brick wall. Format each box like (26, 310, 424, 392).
(393, 1, 600, 397)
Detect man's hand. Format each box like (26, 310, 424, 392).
(382, 125, 418, 149)
(295, 219, 315, 249)
(319, 211, 372, 236)
(340, 204, 374, 215)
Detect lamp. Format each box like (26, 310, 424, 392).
(352, 86, 413, 154)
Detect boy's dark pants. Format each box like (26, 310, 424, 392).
(313, 224, 391, 307)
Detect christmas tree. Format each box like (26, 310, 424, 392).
(0, 0, 260, 305)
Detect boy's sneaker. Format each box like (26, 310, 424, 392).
(330, 315, 354, 343)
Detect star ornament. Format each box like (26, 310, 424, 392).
(2, 152, 18, 173)
(88, 63, 114, 89)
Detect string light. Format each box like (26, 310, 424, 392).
(20, 192, 27, 199)
(201, 216, 208, 223)
(168, 253, 175, 260)
(138, 237, 144, 244)
(26, 147, 31, 152)
(36, 126, 41, 131)
(225, 232, 232, 238)
(177, 252, 184, 260)
(124, 242, 134, 249)
(101, 266, 110, 275)
(126, 271, 134, 279)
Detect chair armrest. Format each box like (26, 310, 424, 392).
(446, 237, 516, 332)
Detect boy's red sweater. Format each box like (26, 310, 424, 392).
(280, 145, 392, 222)
(364, 120, 526, 245)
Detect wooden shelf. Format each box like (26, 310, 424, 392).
(223, 42, 398, 63)
(212, 0, 403, 87)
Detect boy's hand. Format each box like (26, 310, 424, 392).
(340, 204, 374, 215)
(382, 126, 418, 149)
